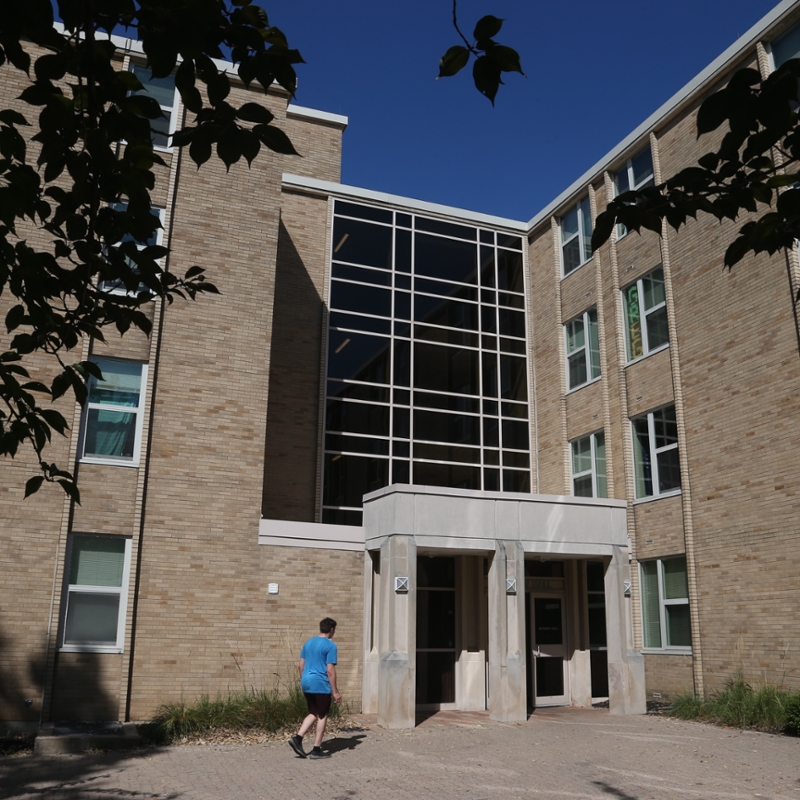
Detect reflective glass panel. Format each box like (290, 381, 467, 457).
(327, 331, 390, 383)
(415, 233, 478, 284)
(332, 217, 393, 269)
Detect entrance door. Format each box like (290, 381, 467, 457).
(530, 594, 569, 706)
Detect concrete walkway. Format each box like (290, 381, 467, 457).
(2, 708, 799, 800)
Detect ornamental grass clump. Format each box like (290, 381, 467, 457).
(141, 684, 344, 744)
(667, 676, 800, 735)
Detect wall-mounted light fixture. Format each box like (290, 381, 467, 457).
(623, 581, 632, 597)
(506, 578, 517, 594)
(395, 576, 409, 593)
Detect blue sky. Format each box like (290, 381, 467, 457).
(267, 0, 780, 221)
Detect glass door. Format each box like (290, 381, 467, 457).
(531, 595, 569, 706)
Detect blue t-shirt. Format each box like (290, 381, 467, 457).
(300, 636, 338, 694)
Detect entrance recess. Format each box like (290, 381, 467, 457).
(526, 591, 569, 707)
(416, 556, 456, 707)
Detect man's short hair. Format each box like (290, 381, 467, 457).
(319, 617, 337, 633)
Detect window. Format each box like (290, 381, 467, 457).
(60, 535, 132, 652)
(565, 308, 600, 390)
(323, 200, 531, 525)
(631, 405, 680, 499)
(623, 266, 668, 361)
(614, 146, 655, 238)
(560, 196, 592, 276)
(640, 556, 691, 650)
(99, 203, 165, 295)
(771, 21, 800, 68)
(131, 63, 177, 149)
(80, 358, 147, 466)
(571, 431, 607, 498)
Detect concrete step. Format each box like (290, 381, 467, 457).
(34, 721, 141, 755)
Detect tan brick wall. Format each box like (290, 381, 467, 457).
(283, 112, 344, 183)
(643, 653, 694, 700)
(261, 191, 330, 521)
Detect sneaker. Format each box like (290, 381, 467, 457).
(309, 747, 331, 759)
(288, 735, 307, 758)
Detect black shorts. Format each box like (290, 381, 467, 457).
(304, 692, 332, 718)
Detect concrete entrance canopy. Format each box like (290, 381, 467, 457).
(361, 484, 645, 728)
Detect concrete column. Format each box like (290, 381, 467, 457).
(361, 551, 380, 714)
(487, 540, 527, 722)
(605, 546, 646, 715)
(567, 559, 592, 708)
(376, 535, 417, 729)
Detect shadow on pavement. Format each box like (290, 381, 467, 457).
(592, 780, 641, 800)
(326, 733, 367, 754)
(0, 746, 176, 800)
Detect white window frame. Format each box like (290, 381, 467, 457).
(565, 307, 600, 391)
(570, 430, 607, 498)
(59, 534, 132, 654)
(631, 404, 680, 500)
(614, 146, 655, 240)
(130, 62, 178, 152)
(560, 196, 592, 277)
(639, 556, 691, 653)
(100, 203, 165, 295)
(623, 266, 669, 363)
(79, 358, 148, 467)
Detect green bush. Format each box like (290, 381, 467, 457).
(140, 684, 345, 744)
(668, 692, 704, 720)
(668, 677, 798, 734)
(784, 692, 800, 736)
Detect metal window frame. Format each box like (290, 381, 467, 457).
(631, 405, 680, 500)
(565, 307, 600, 391)
(79, 358, 148, 468)
(560, 196, 592, 277)
(59, 535, 132, 654)
(639, 556, 691, 653)
(624, 268, 669, 362)
(570, 430, 605, 498)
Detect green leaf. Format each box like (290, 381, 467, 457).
(486, 45, 525, 76)
(256, 124, 299, 156)
(472, 56, 502, 105)
(5, 304, 26, 331)
(0, 109, 28, 126)
(437, 46, 470, 79)
(473, 15, 503, 41)
(57, 478, 81, 504)
(591, 210, 617, 250)
(24, 475, 44, 498)
(236, 102, 275, 124)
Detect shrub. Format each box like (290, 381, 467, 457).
(668, 692, 704, 720)
(785, 692, 800, 737)
(668, 677, 797, 734)
(140, 684, 345, 744)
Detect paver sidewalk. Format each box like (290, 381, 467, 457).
(1, 708, 799, 800)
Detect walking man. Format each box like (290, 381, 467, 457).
(289, 617, 341, 759)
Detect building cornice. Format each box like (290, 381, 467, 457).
(281, 173, 528, 232)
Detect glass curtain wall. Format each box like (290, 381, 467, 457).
(323, 200, 531, 525)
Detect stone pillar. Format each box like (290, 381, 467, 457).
(487, 540, 527, 722)
(377, 535, 417, 728)
(605, 546, 646, 715)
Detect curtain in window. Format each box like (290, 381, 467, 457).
(70, 536, 126, 586)
(640, 561, 661, 648)
(632, 418, 652, 498)
(595, 433, 607, 498)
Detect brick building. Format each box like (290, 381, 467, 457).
(1, 2, 799, 730)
